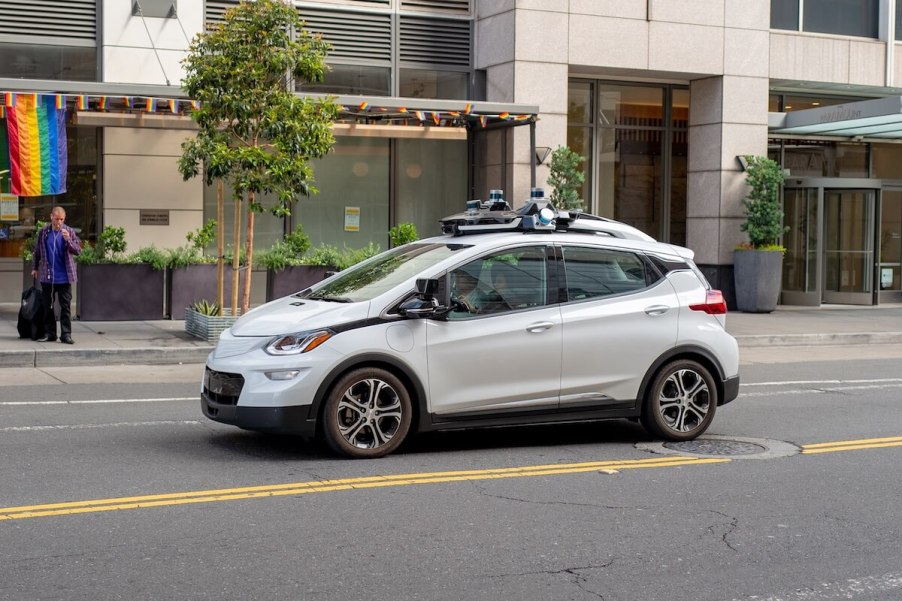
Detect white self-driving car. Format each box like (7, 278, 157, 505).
(201, 196, 740, 458)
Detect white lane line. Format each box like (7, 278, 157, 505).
(0, 397, 195, 406)
(0, 420, 201, 432)
(741, 383, 902, 397)
(732, 571, 902, 601)
(743, 378, 902, 387)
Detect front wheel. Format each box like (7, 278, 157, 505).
(641, 360, 717, 441)
(322, 367, 412, 458)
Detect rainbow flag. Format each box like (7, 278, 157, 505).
(99, 96, 109, 110)
(4, 92, 16, 107)
(168, 99, 179, 114)
(77, 95, 88, 110)
(5, 94, 67, 196)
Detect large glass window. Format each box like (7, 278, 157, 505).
(299, 64, 391, 96)
(783, 141, 868, 177)
(395, 138, 467, 239)
(0, 43, 97, 81)
(567, 81, 593, 211)
(399, 69, 468, 100)
(568, 81, 687, 243)
(771, 0, 878, 37)
(299, 137, 390, 251)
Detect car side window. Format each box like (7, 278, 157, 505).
(448, 246, 547, 318)
(562, 246, 648, 301)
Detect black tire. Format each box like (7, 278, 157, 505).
(641, 359, 717, 441)
(322, 367, 412, 458)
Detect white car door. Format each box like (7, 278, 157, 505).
(425, 245, 563, 416)
(558, 244, 679, 406)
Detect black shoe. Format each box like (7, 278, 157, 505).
(60, 336, 74, 345)
(38, 335, 57, 342)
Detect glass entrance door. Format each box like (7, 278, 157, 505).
(782, 187, 820, 306)
(879, 189, 902, 302)
(823, 189, 875, 305)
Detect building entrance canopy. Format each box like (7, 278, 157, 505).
(769, 95, 902, 139)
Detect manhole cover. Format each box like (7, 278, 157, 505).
(663, 439, 766, 456)
(636, 436, 800, 460)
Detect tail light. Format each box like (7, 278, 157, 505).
(689, 289, 727, 315)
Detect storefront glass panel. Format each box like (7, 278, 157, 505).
(300, 137, 390, 251)
(395, 138, 466, 238)
(879, 190, 902, 292)
(597, 128, 663, 237)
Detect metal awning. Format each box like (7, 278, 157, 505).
(769, 95, 902, 139)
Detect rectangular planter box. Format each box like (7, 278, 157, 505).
(76, 263, 165, 321)
(265, 265, 334, 302)
(168, 264, 245, 319)
(184, 306, 238, 343)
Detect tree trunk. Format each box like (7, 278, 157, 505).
(216, 180, 224, 316)
(231, 193, 241, 315)
(242, 193, 256, 315)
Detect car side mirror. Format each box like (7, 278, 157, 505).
(399, 278, 449, 319)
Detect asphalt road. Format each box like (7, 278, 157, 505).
(1, 346, 901, 601)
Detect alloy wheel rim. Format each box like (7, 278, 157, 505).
(336, 378, 403, 449)
(658, 369, 710, 433)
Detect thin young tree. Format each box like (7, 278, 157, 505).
(178, 0, 338, 314)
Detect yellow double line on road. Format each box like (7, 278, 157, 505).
(3, 436, 901, 521)
(0, 455, 724, 521)
(801, 435, 902, 454)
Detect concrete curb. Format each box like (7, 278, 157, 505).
(735, 332, 902, 347)
(0, 346, 214, 368)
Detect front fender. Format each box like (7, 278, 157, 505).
(307, 353, 429, 435)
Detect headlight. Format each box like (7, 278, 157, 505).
(265, 329, 334, 355)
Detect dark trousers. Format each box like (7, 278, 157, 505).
(41, 282, 72, 339)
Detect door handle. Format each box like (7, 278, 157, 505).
(644, 305, 670, 316)
(526, 321, 555, 333)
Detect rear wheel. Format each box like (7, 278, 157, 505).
(322, 367, 412, 458)
(641, 360, 717, 441)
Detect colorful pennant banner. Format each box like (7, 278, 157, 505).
(0, 92, 536, 131)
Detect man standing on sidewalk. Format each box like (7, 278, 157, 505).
(31, 206, 80, 344)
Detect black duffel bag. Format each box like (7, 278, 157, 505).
(17, 285, 46, 340)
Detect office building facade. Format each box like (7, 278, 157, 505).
(1, 0, 901, 306)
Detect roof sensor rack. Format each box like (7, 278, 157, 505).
(440, 188, 655, 241)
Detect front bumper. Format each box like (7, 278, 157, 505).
(201, 391, 316, 436)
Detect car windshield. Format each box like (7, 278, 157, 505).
(302, 243, 469, 303)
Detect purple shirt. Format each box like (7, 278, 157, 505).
(32, 224, 81, 284)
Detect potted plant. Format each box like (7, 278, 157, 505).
(76, 226, 168, 320)
(734, 155, 788, 313)
(184, 299, 234, 343)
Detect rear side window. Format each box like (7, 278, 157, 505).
(561, 246, 649, 301)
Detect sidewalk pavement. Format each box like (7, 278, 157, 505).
(1, 302, 901, 368)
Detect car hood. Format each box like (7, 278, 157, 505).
(229, 295, 371, 337)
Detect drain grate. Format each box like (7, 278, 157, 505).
(663, 439, 766, 456)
